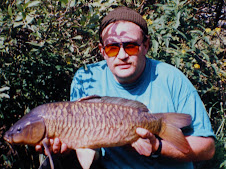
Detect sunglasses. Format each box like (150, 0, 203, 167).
(103, 42, 141, 57)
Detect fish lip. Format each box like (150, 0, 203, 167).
(3, 132, 12, 143)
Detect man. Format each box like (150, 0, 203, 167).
(37, 6, 215, 169)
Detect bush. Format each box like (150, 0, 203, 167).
(0, 0, 225, 168)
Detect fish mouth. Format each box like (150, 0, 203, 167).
(3, 132, 13, 144)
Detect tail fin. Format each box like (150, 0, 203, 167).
(156, 113, 192, 153)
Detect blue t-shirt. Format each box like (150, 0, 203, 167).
(70, 58, 215, 169)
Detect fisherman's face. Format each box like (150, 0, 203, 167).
(99, 21, 149, 84)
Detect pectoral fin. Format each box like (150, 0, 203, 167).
(159, 123, 191, 153)
(42, 138, 54, 169)
(157, 113, 192, 153)
(76, 148, 96, 169)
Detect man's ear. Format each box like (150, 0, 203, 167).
(98, 43, 103, 52)
(98, 43, 107, 59)
(143, 36, 150, 55)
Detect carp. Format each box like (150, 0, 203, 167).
(4, 95, 192, 169)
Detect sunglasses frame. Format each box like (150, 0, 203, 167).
(103, 41, 141, 57)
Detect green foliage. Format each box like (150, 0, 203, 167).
(0, 0, 225, 168)
(146, 0, 225, 131)
(0, 0, 105, 125)
(145, 2, 225, 167)
(0, 0, 106, 168)
(147, 0, 225, 105)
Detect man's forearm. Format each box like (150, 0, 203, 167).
(161, 136, 215, 162)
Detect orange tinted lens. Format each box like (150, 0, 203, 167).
(124, 43, 139, 55)
(104, 45, 120, 57)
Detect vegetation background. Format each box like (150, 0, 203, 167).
(0, 0, 225, 168)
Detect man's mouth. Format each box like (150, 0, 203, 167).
(116, 63, 131, 69)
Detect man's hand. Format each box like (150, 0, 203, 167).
(132, 128, 215, 162)
(131, 128, 159, 156)
(35, 138, 69, 155)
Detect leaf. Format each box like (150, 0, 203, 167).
(25, 15, 34, 24)
(91, 2, 102, 7)
(190, 37, 198, 49)
(152, 39, 159, 54)
(176, 29, 187, 40)
(201, 51, 210, 62)
(84, 47, 91, 55)
(55, 65, 61, 71)
(69, 0, 76, 7)
(179, 0, 187, 6)
(163, 34, 171, 48)
(69, 45, 74, 52)
(190, 30, 203, 36)
(163, 6, 175, 11)
(175, 56, 180, 68)
(27, 1, 41, 8)
(22, 12, 26, 20)
(154, 4, 163, 7)
(13, 21, 24, 28)
(26, 41, 45, 47)
(60, 0, 68, 5)
(0, 37, 4, 46)
(0, 93, 10, 99)
(174, 11, 181, 29)
(211, 64, 218, 75)
(0, 86, 10, 92)
(160, 30, 166, 35)
(8, 5, 13, 17)
(15, 13, 23, 21)
(203, 36, 210, 44)
(16, 4, 24, 12)
(80, 44, 87, 48)
(171, 43, 179, 49)
(72, 35, 83, 40)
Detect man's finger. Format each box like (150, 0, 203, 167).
(136, 128, 153, 138)
(61, 143, 68, 153)
(52, 138, 61, 153)
(132, 138, 153, 156)
(50, 138, 54, 146)
(136, 128, 158, 144)
(35, 144, 43, 153)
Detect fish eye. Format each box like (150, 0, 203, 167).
(16, 127, 21, 133)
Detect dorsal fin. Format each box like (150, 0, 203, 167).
(78, 95, 149, 112)
(77, 95, 101, 102)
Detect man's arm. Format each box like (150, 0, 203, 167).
(133, 128, 215, 162)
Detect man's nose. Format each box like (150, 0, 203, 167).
(117, 46, 129, 60)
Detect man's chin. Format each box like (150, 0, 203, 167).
(115, 73, 137, 84)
